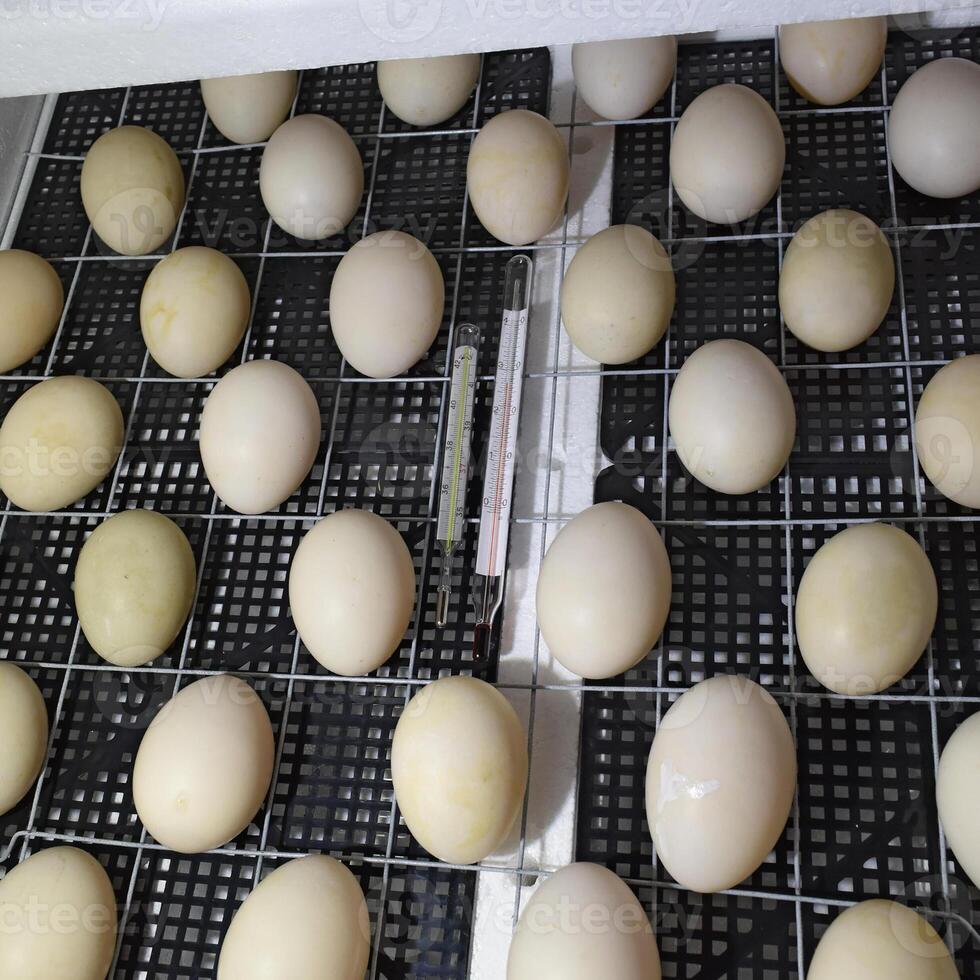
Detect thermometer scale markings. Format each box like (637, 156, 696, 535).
(477, 306, 527, 579)
(437, 340, 477, 552)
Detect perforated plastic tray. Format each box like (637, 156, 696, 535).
(585, 27, 980, 978)
(0, 48, 553, 979)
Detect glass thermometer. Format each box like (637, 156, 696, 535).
(472, 254, 533, 662)
(435, 323, 480, 627)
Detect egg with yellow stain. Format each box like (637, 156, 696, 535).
(0, 662, 49, 817)
(807, 900, 960, 980)
(0, 249, 64, 373)
(140, 246, 251, 377)
(392, 675, 528, 864)
(0, 847, 117, 980)
(796, 522, 938, 695)
(467, 109, 569, 245)
(779, 17, 887, 106)
(0, 376, 124, 512)
(74, 509, 197, 667)
(81, 126, 185, 255)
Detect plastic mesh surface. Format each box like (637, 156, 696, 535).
(0, 48, 553, 980)
(586, 27, 980, 978)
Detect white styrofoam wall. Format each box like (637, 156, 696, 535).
(1, 0, 978, 96)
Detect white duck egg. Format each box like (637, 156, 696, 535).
(915, 354, 980, 509)
(133, 674, 275, 853)
(670, 84, 784, 225)
(288, 508, 416, 676)
(328, 230, 444, 378)
(259, 114, 363, 240)
(888, 58, 980, 199)
(779, 208, 894, 352)
(537, 501, 671, 679)
(377, 54, 480, 126)
(644, 674, 796, 893)
(571, 35, 677, 120)
(217, 855, 371, 980)
(560, 224, 675, 364)
(200, 70, 298, 144)
(507, 863, 661, 980)
(668, 339, 795, 495)
(199, 358, 321, 514)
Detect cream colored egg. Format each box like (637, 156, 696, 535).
(289, 508, 415, 675)
(915, 355, 980, 509)
(537, 502, 671, 679)
(200, 70, 298, 144)
(392, 675, 528, 865)
(807, 900, 960, 980)
(670, 84, 785, 224)
(80, 126, 185, 256)
(888, 58, 980, 199)
(645, 674, 796, 893)
(795, 523, 937, 695)
(467, 109, 569, 246)
(74, 509, 196, 668)
(0, 376, 123, 512)
(0, 846, 116, 980)
(0, 662, 48, 816)
(668, 339, 795, 494)
(572, 35, 677, 120)
(937, 711, 980, 889)
(377, 54, 480, 126)
(0, 250, 63, 372)
(507, 863, 661, 980)
(133, 674, 274, 853)
(560, 225, 675, 364)
(140, 246, 251, 377)
(780, 209, 894, 352)
(329, 230, 444, 378)
(259, 114, 363, 240)
(200, 359, 321, 514)
(779, 17, 887, 106)
(218, 855, 370, 980)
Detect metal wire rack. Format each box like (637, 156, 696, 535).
(0, 27, 977, 980)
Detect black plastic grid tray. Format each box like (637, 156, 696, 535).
(0, 48, 555, 980)
(585, 26, 980, 978)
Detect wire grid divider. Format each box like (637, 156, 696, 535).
(0, 50, 559, 979)
(585, 25, 980, 979)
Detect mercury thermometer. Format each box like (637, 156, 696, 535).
(435, 323, 480, 627)
(472, 253, 533, 662)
